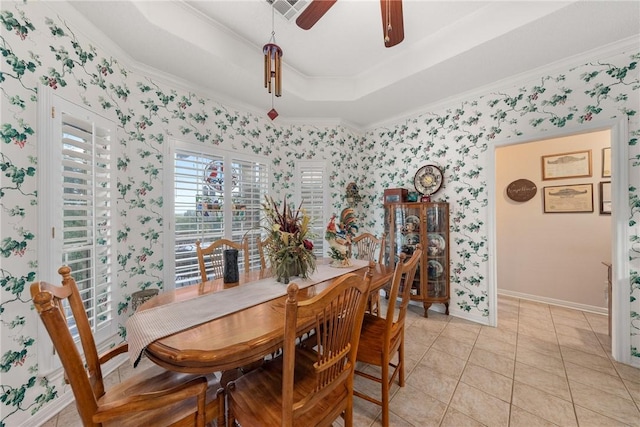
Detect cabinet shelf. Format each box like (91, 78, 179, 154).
(384, 201, 450, 317)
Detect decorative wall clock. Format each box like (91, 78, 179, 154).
(414, 164, 443, 196)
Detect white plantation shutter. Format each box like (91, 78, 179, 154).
(38, 89, 117, 374)
(170, 142, 269, 287)
(173, 151, 225, 287)
(230, 157, 269, 270)
(296, 162, 327, 257)
(60, 114, 113, 338)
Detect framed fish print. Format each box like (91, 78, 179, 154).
(599, 181, 611, 214)
(602, 147, 611, 178)
(543, 184, 594, 213)
(541, 150, 592, 180)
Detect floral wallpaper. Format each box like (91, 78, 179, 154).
(0, 2, 638, 425)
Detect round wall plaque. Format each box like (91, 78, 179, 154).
(506, 179, 537, 202)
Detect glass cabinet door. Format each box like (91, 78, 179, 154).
(425, 203, 448, 299)
(390, 204, 422, 296)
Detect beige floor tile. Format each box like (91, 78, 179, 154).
(378, 410, 415, 427)
(467, 347, 515, 378)
(554, 323, 600, 345)
(460, 363, 512, 402)
(583, 312, 609, 335)
(431, 335, 473, 360)
(440, 407, 485, 427)
(40, 417, 57, 427)
(515, 347, 566, 378)
(419, 348, 467, 380)
(354, 364, 401, 402)
(498, 302, 519, 314)
(556, 332, 608, 357)
(550, 313, 592, 330)
(565, 361, 633, 400)
(497, 309, 519, 322)
(514, 362, 571, 401)
(473, 334, 516, 360)
(549, 305, 587, 321)
(622, 378, 640, 404)
(518, 301, 551, 317)
(518, 313, 555, 331)
(388, 385, 447, 427)
(403, 326, 437, 361)
(439, 323, 480, 345)
(569, 381, 640, 426)
(517, 334, 562, 359)
(406, 361, 458, 404)
(55, 403, 82, 427)
(449, 382, 510, 427)
(410, 316, 448, 334)
(613, 361, 640, 383)
(595, 331, 613, 354)
(512, 382, 577, 426)
(509, 405, 559, 427)
(560, 346, 617, 376)
(574, 405, 634, 427)
(479, 325, 517, 344)
(103, 370, 121, 390)
(448, 316, 484, 330)
(518, 321, 558, 341)
(351, 392, 382, 426)
(497, 317, 519, 332)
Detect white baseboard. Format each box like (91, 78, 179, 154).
(498, 289, 607, 315)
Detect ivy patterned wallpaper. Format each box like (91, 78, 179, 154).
(0, 2, 638, 425)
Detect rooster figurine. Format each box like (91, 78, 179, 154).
(325, 208, 359, 267)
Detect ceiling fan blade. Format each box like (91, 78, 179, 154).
(296, 0, 338, 30)
(380, 0, 404, 47)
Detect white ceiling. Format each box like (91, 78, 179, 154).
(64, 0, 640, 128)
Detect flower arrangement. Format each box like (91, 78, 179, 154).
(262, 196, 316, 283)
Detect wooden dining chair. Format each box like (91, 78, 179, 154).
(226, 264, 374, 427)
(31, 266, 225, 427)
(352, 232, 386, 315)
(353, 245, 422, 427)
(256, 235, 272, 271)
(196, 237, 249, 282)
(352, 232, 386, 265)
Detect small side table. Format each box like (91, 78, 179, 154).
(602, 262, 612, 336)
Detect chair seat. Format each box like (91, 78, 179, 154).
(356, 313, 401, 366)
(228, 347, 349, 427)
(98, 364, 222, 427)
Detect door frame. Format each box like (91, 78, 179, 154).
(487, 117, 630, 363)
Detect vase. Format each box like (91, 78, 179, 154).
(223, 249, 239, 283)
(276, 260, 301, 284)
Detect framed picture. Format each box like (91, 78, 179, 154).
(541, 150, 592, 180)
(602, 147, 611, 178)
(599, 181, 611, 214)
(543, 184, 594, 213)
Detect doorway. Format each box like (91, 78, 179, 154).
(495, 130, 611, 311)
(488, 118, 630, 363)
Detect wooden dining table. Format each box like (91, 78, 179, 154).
(137, 258, 394, 376)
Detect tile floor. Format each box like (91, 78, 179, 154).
(41, 295, 640, 426)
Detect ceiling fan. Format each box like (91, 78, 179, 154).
(296, 0, 404, 47)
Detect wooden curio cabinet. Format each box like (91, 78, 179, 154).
(383, 201, 450, 317)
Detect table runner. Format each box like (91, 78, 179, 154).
(126, 259, 369, 366)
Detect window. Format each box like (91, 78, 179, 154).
(295, 161, 327, 258)
(38, 89, 117, 374)
(169, 141, 269, 287)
